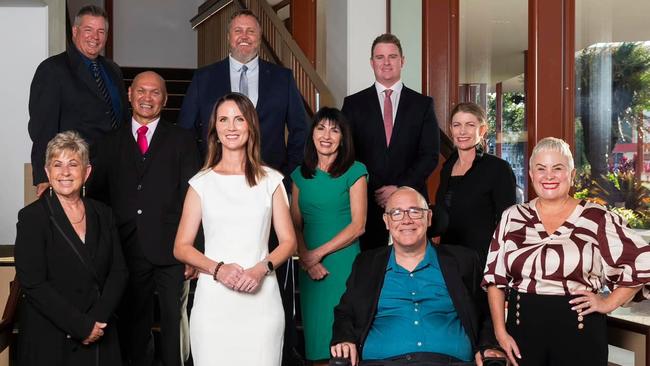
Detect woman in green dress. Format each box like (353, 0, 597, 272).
(290, 107, 368, 365)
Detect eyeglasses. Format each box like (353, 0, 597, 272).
(385, 207, 429, 221)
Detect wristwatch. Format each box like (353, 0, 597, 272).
(265, 260, 274, 275)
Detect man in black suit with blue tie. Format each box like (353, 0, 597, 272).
(342, 33, 440, 251)
(89, 71, 201, 366)
(28, 5, 128, 197)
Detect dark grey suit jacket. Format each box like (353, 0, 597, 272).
(28, 46, 128, 184)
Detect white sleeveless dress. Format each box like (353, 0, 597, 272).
(189, 167, 285, 366)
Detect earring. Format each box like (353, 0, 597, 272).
(216, 139, 221, 144)
(82, 185, 86, 197)
(49, 186, 53, 197)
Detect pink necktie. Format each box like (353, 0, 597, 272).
(383, 89, 393, 145)
(137, 125, 149, 154)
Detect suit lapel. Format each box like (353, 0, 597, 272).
(362, 86, 389, 149)
(119, 124, 145, 178)
(68, 47, 104, 101)
(390, 87, 412, 147)
(257, 60, 271, 111)
(436, 245, 476, 341)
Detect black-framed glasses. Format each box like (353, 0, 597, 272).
(385, 207, 429, 221)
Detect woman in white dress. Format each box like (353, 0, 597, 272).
(173, 93, 297, 366)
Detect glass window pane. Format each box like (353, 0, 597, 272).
(574, 0, 650, 229)
(459, 0, 528, 201)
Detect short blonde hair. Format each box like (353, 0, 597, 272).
(45, 131, 90, 167)
(529, 137, 574, 171)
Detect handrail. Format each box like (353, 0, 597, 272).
(191, 0, 336, 114)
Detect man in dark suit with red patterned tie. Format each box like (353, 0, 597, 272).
(341, 34, 440, 251)
(89, 71, 200, 366)
(28, 5, 128, 197)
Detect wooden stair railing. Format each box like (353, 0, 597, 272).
(191, 0, 336, 114)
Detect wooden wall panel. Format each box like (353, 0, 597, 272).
(290, 0, 316, 66)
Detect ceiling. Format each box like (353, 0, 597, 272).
(460, 0, 650, 93)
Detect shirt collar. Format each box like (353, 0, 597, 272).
(131, 117, 160, 134)
(386, 241, 438, 273)
(229, 55, 260, 72)
(375, 80, 403, 96)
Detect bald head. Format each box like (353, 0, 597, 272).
(128, 71, 167, 125)
(386, 187, 428, 211)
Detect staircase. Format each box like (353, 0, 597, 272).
(121, 67, 195, 124)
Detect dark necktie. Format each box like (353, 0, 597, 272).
(90, 60, 119, 130)
(239, 65, 249, 97)
(383, 89, 394, 146)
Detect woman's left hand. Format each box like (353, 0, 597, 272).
(570, 290, 618, 315)
(234, 262, 266, 293)
(301, 249, 324, 269)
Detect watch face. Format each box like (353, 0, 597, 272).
(266, 261, 274, 272)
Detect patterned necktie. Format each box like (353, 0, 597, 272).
(137, 125, 149, 154)
(90, 60, 119, 130)
(383, 89, 394, 145)
(239, 65, 249, 96)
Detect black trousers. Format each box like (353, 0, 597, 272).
(360, 352, 474, 366)
(119, 240, 184, 366)
(507, 291, 608, 366)
(359, 198, 389, 251)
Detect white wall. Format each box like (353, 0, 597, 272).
(391, 0, 422, 92)
(113, 0, 202, 68)
(347, 0, 386, 96)
(0, 3, 49, 244)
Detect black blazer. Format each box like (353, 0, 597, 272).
(177, 57, 307, 177)
(88, 120, 201, 265)
(436, 148, 516, 264)
(341, 85, 439, 199)
(28, 46, 129, 185)
(14, 195, 128, 366)
(331, 244, 496, 358)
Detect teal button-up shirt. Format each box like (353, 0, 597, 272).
(362, 244, 472, 361)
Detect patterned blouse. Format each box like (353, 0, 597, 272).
(482, 199, 650, 296)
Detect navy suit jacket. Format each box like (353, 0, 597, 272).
(28, 46, 128, 185)
(178, 57, 307, 177)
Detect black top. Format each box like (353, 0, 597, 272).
(436, 146, 517, 264)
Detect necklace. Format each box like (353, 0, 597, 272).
(69, 210, 86, 225)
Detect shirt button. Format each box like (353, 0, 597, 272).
(417, 342, 422, 347)
(137, 209, 143, 215)
(414, 308, 419, 312)
(414, 302, 419, 306)
(409, 273, 414, 277)
(414, 320, 419, 325)
(137, 184, 142, 190)
(66, 334, 71, 339)
(411, 292, 416, 296)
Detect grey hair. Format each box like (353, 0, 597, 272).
(529, 137, 575, 171)
(386, 186, 429, 210)
(45, 131, 90, 167)
(74, 5, 109, 31)
(227, 9, 261, 34)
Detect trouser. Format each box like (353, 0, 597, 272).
(507, 291, 608, 366)
(359, 198, 389, 251)
(119, 248, 185, 366)
(359, 352, 475, 366)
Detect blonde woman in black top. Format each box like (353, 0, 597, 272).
(435, 102, 516, 264)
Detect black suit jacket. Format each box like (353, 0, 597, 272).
(331, 244, 496, 359)
(341, 85, 439, 199)
(88, 120, 201, 265)
(28, 46, 129, 185)
(178, 57, 307, 177)
(15, 195, 128, 366)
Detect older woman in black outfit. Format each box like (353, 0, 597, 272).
(435, 102, 516, 263)
(15, 131, 128, 366)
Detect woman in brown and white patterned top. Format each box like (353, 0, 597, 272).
(482, 137, 650, 366)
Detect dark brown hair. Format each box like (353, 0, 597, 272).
(371, 33, 403, 58)
(203, 93, 266, 186)
(301, 107, 355, 179)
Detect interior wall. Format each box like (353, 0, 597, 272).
(0, 3, 49, 245)
(324, 0, 348, 107)
(112, 0, 202, 68)
(347, 0, 387, 96)
(390, 0, 422, 93)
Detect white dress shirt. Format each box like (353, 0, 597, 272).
(229, 55, 260, 106)
(374, 80, 403, 124)
(131, 117, 159, 146)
